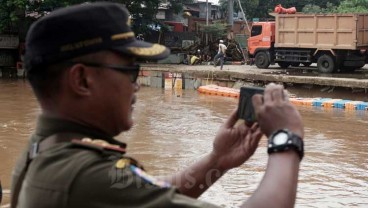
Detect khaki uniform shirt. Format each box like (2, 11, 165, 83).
(11, 115, 220, 208)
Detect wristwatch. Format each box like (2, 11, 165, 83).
(268, 129, 304, 161)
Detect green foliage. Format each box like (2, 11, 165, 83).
(0, 0, 164, 35)
(302, 3, 337, 13)
(219, 0, 342, 19)
(334, 0, 368, 13)
(168, 0, 193, 14)
(219, 0, 259, 20)
(201, 21, 227, 39)
(0, 0, 27, 32)
(118, 0, 162, 35)
(302, 4, 323, 13)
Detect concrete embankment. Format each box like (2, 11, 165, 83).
(140, 64, 368, 89)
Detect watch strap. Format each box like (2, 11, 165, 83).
(268, 129, 304, 161)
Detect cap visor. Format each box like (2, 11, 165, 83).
(112, 40, 170, 60)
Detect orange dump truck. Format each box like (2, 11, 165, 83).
(248, 13, 368, 73)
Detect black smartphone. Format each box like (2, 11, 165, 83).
(237, 86, 265, 123)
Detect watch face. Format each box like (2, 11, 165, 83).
(273, 132, 288, 145)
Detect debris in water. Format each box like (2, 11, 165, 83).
(327, 86, 335, 93)
(321, 86, 331, 92)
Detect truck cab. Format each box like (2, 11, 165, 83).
(248, 22, 275, 68)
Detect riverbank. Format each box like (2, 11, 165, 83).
(139, 63, 368, 102)
(140, 63, 368, 89)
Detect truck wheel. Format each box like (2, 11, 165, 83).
(255, 52, 270, 69)
(278, 62, 290, 68)
(317, 54, 336, 73)
(291, 62, 300, 67)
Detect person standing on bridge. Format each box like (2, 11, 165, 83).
(11, 2, 304, 208)
(213, 40, 227, 70)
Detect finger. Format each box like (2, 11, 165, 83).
(237, 121, 249, 135)
(271, 87, 284, 103)
(242, 127, 262, 154)
(283, 89, 290, 102)
(250, 122, 259, 132)
(251, 128, 263, 147)
(251, 122, 263, 138)
(224, 107, 239, 128)
(252, 94, 263, 118)
(234, 119, 245, 128)
(264, 83, 276, 103)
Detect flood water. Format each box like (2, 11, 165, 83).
(0, 80, 367, 207)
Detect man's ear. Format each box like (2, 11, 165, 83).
(67, 64, 93, 96)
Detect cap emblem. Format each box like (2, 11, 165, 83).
(111, 32, 135, 41)
(60, 37, 103, 52)
(127, 16, 132, 26)
(127, 44, 166, 56)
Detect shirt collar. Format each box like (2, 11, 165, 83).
(34, 114, 126, 148)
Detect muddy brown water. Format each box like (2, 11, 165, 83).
(0, 80, 367, 207)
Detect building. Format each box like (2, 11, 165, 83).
(156, 1, 222, 32)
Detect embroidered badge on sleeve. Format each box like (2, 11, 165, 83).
(130, 165, 171, 188)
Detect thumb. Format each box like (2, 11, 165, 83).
(224, 108, 239, 128)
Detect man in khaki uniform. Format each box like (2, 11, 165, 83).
(11, 2, 305, 208)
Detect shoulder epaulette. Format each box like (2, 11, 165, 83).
(71, 138, 126, 154)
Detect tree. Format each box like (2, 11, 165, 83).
(167, 0, 194, 14)
(0, 0, 27, 33)
(334, 0, 368, 13)
(302, 2, 337, 13)
(0, 0, 164, 35)
(220, 0, 271, 20)
(202, 21, 227, 40)
(218, 0, 342, 20)
(118, 0, 161, 35)
(273, 0, 340, 12)
(219, 0, 260, 20)
(302, 4, 323, 13)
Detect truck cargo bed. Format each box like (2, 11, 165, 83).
(275, 13, 368, 50)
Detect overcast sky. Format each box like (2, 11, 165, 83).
(207, 0, 219, 5)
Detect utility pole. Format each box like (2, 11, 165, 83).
(236, 0, 250, 33)
(227, 0, 234, 41)
(206, 0, 209, 45)
(206, 0, 209, 26)
(228, 0, 234, 27)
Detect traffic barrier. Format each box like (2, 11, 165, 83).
(16, 61, 25, 78)
(289, 98, 304, 105)
(198, 85, 368, 111)
(356, 102, 368, 110)
(198, 85, 240, 98)
(345, 101, 362, 110)
(312, 98, 331, 107)
(322, 99, 342, 108)
(334, 100, 352, 109)
(302, 98, 316, 106)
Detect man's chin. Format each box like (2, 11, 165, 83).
(121, 120, 134, 131)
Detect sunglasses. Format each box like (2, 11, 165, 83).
(68, 62, 140, 83)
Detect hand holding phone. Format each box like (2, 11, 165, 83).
(237, 86, 265, 123)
